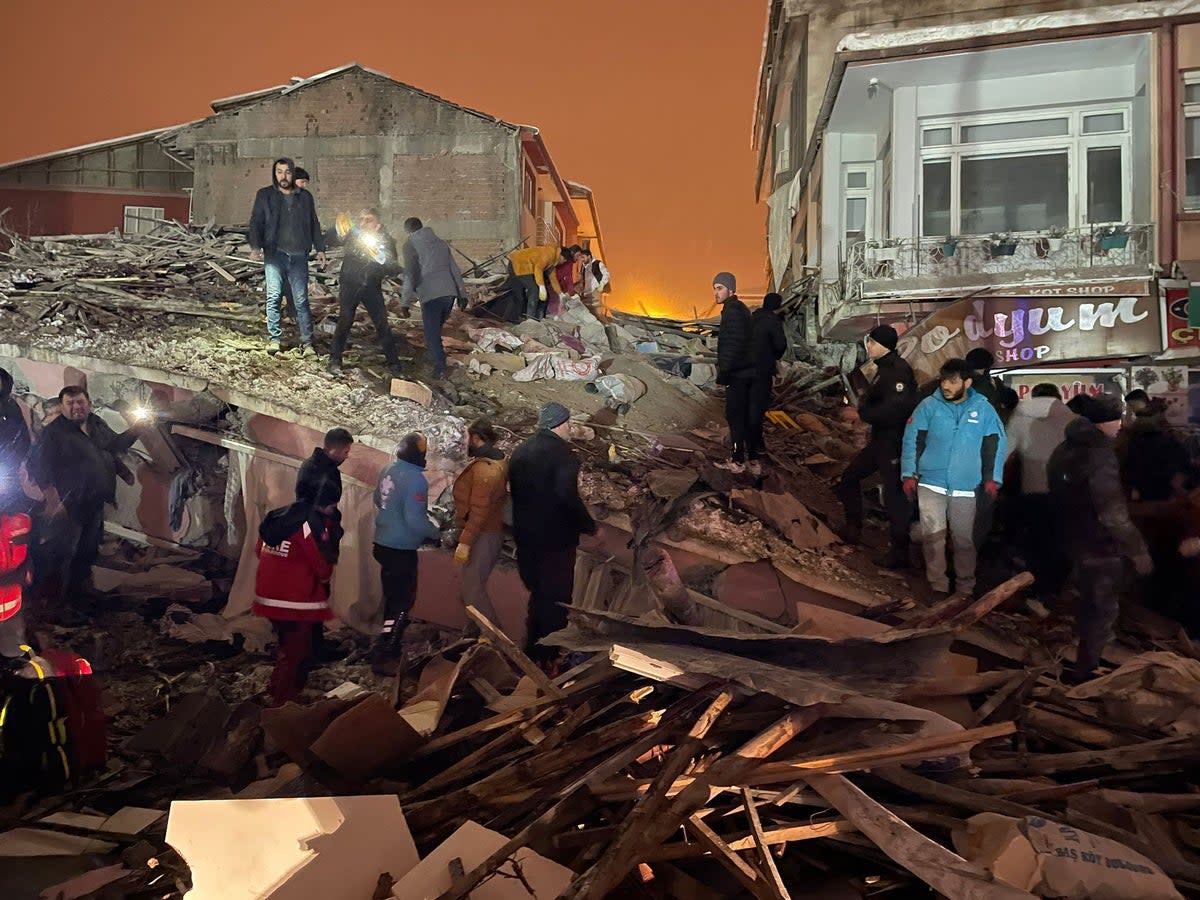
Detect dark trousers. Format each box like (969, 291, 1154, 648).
(270, 620, 318, 706)
(374, 544, 418, 633)
(516, 544, 577, 662)
(513, 274, 543, 320)
(421, 295, 455, 377)
(1020, 493, 1067, 599)
(724, 377, 755, 463)
(1074, 557, 1124, 679)
(41, 498, 106, 607)
(836, 436, 911, 549)
(747, 375, 773, 459)
(330, 286, 399, 367)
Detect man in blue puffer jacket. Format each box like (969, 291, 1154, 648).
(902, 358, 1006, 598)
(371, 432, 441, 671)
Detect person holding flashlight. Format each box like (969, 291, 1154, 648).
(326, 208, 403, 377)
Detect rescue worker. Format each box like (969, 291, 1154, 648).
(836, 325, 918, 566)
(452, 419, 508, 633)
(582, 250, 610, 313)
(746, 292, 788, 475)
(508, 403, 596, 664)
(901, 358, 1006, 598)
(253, 492, 341, 705)
(30, 386, 142, 608)
(372, 432, 440, 672)
(0, 493, 32, 659)
(327, 209, 402, 377)
(247, 157, 326, 356)
(509, 244, 578, 321)
(713, 272, 754, 472)
(297, 428, 354, 512)
(402, 217, 468, 380)
(1048, 394, 1153, 682)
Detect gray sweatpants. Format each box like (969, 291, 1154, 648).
(917, 485, 977, 595)
(462, 531, 503, 628)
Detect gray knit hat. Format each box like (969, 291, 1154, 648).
(713, 272, 736, 292)
(538, 402, 571, 430)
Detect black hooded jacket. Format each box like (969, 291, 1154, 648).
(717, 296, 754, 384)
(296, 448, 343, 508)
(859, 352, 918, 442)
(0, 369, 30, 471)
(248, 172, 325, 255)
(1047, 417, 1148, 562)
(750, 307, 787, 377)
(259, 501, 343, 565)
(328, 227, 400, 299)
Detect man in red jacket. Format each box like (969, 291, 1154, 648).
(254, 496, 342, 705)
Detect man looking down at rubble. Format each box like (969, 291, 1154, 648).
(747, 292, 788, 476)
(326, 209, 402, 377)
(248, 157, 326, 357)
(508, 403, 596, 667)
(253, 488, 341, 705)
(297, 428, 353, 514)
(402, 217, 467, 380)
(31, 386, 143, 610)
(452, 419, 508, 635)
(901, 358, 1005, 599)
(713, 272, 755, 473)
(372, 432, 440, 673)
(509, 243, 569, 321)
(1048, 394, 1153, 683)
(836, 324, 917, 568)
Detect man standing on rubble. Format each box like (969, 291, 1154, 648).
(453, 419, 508, 634)
(582, 250, 610, 314)
(509, 244, 576, 321)
(0, 368, 30, 507)
(836, 325, 917, 567)
(508, 403, 596, 665)
(297, 428, 353, 513)
(713, 272, 755, 472)
(901, 359, 1006, 599)
(1048, 395, 1153, 682)
(327, 209, 402, 377)
(278, 167, 312, 324)
(402, 217, 467, 380)
(372, 432, 440, 672)
(248, 157, 326, 357)
(30, 386, 143, 608)
(747, 292, 788, 476)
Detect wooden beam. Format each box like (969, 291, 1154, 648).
(741, 786, 792, 900)
(684, 814, 765, 897)
(467, 605, 567, 700)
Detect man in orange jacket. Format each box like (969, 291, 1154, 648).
(452, 419, 508, 633)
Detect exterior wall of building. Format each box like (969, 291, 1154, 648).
(0, 186, 191, 237)
(172, 69, 523, 265)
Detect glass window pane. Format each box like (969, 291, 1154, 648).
(1187, 159, 1200, 210)
(1086, 147, 1123, 223)
(923, 127, 952, 147)
(846, 171, 868, 189)
(922, 160, 951, 236)
(1082, 112, 1124, 134)
(1187, 115, 1200, 158)
(845, 197, 867, 235)
(960, 152, 1069, 233)
(1185, 82, 1200, 103)
(961, 118, 1069, 143)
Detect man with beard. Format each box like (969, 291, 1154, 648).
(713, 272, 754, 472)
(248, 157, 326, 356)
(901, 358, 1006, 599)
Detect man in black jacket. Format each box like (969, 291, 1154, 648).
(248, 157, 326, 357)
(326, 209, 402, 377)
(747, 292, 788, 475)
(297, 428, 353, 511)
(30, 386, 143, 606)
(713, 272, 755, 472)
(508, 402, 596, 664)
(1048, 394, 1153, 682)
(836, 325, 918, 567)
(0, 368, 30, 507)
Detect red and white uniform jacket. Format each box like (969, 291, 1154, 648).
(0, 512, 31, 623)
(253, 519, 335, 622)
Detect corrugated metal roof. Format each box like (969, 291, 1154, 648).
(0, 122, 202, 171)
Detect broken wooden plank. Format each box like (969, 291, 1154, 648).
(740, 786, 793, 900)
(466, 606, 567, 700)
(683, 814, 765, 897)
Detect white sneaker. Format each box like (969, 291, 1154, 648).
(714, 460, 746, 474)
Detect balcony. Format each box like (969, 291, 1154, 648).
(843, 224, 1155, 302)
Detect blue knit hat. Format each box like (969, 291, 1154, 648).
(538, 402, 571, 430)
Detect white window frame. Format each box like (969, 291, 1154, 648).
(1183, 72, 1200, 211)
(917, 104, 1132, 237)
(842, 164, 875, 247)
(123, 205, 165, 235)
(775, 122, 791, 176)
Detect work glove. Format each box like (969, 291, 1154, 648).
(1132, 553, 1154, 577)
(454, 542, 471, 565)
(335, 212, 353, 239)
(982, 480, 999, 500)
(902, 477, 918, 501)
(538, 285, 547, 302)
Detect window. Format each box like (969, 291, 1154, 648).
(123, 205, 165, 235)
(775, 122, 791, 176)
(918, 106, 1131, 235)
(1184, 74, 1200, 210)
(522, 162, 538, 216)
(843, 165, 874, 248)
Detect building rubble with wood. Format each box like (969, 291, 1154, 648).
(0, 218, 1198, 898)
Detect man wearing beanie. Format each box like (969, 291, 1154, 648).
(713, 272, 756, 471)
(508, 402, 596, 666)
(1048, 394, 1152, 682)
(371, 432, 441, 672)
(836, 323, 917, 567)
(747, 293, 788, 475)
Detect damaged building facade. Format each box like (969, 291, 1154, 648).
(755, 0, 1200, 419)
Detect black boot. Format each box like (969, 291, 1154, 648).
(370, 612, 409, 676)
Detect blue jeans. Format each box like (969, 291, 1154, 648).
(421, 295, 455, 377)
(264, 251, 313, 343)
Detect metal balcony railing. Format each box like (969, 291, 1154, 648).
(843, 224, 1155, 301)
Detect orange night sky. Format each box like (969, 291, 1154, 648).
(0, 1, 767, 318)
